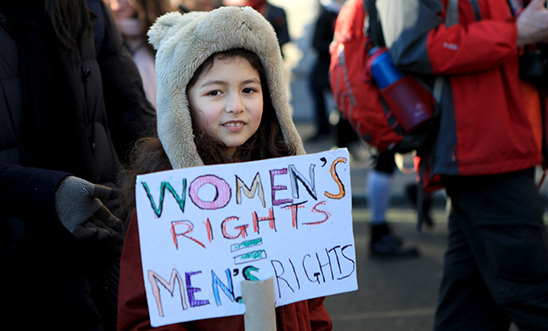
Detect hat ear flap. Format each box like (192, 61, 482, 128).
(148, 11, 190, 50)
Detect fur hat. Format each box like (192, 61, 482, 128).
(148, 6, 306, 169)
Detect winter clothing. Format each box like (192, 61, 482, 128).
(0, 163, 123, 331)
(377, 0, 542, 177)
(117, 7, 331, 330)
(147, 6, 305, 170)
(309, 3, 340, 138)
(311, 3, 339, 91)
(0, 0, 155, 329)
(0, 0, 155, 176)
(437, 168, 548, 330)
(253, 0, 291, 55)
(375, 0, 548, 329)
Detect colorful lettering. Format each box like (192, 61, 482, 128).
(142, 180, 187, 217)
(282, 201, 306, 229)
(148, 269, 187, 317)
(204, 218, 213, 243)
(211, 269, 235, 306)
(252, 208, 276, 234)
(270, 168, 293, 206)
(303, 201, 331, 225)
(189, 175, 231, 210)
(242, 266, 260, 281)
(221, 216, 249, 239)
(186, 271, 210, 308)
(171, 220, 206, 249)
(324, 157, 347, 199)
(235, 173, 266, 207)
(288, 164, 317, 200)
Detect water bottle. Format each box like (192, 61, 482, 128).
(366, 46, 434, 133)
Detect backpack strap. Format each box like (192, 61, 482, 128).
(446, 0, 482, 27)
(469, 0, 482, 21)
(506, 0, 524, 17)
(363, 0, 385, 49)
(446, 0, 459, 27)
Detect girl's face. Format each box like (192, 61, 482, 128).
(188, 56, 264, 158)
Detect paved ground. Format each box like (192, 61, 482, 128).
(324, 210, 447, 331)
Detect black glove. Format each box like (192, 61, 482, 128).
(55, 176, 125, 243)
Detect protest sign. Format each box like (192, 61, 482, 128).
(136, 148, 357, 327)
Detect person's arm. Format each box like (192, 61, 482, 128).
(0, 162, 67, 221)
(376, 0, 520, 75)
(0, 162, 124, 241)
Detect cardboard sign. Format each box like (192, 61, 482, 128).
(136, 148, 357, 327)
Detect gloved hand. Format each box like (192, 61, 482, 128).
(55, 176, 125, 244)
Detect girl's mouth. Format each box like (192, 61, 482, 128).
(223, 121, 245, 131)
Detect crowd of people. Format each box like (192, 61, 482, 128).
(1, 0, 548, 330)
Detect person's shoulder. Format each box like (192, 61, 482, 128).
(266, 1, 286, 15)
(318, 6, 338, 21)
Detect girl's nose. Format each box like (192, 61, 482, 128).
(226, 94, 245, 114)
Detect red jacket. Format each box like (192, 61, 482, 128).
(117, 212, 333, 331)
(378, 0, 543, 176)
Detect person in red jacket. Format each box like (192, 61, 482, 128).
(117, 7, 333, 330)
(376, 0, 548, 329)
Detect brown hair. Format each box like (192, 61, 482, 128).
(45, 0, 93, 50)
(188, 48, 295, 164)
(128, 0, 173, 54)
(119, 48, 296, 223)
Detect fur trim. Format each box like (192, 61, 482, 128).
(148, 6, 305, 169)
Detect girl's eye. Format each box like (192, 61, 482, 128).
(242, 87, 257, 94)
(207, 90, 221, 96)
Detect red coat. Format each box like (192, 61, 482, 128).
(379, 0, 543, 176)
(117, 212, 333, 331)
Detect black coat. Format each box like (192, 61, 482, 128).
(311, 6, 338, 89)
(0, 0, 155, 180)
(0, 0, 155, 329)
(263, 2, 290, 55)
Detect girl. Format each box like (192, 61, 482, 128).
(117, 6, 333, 330)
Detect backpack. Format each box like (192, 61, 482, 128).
(329, 0, 442, 155)
(329, 0, 451, 230)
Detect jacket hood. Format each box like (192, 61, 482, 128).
(148, 6, 305, 169)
